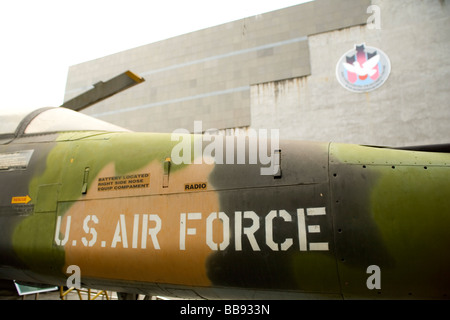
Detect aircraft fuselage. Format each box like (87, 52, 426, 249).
(1, 128, 449, 299)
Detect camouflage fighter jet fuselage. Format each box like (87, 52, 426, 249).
(0, 107, 449, 299)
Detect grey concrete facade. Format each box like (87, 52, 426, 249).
(64, 0, 450, 147)
(252, 0, 450, 147)
(64, 0, 370, 133)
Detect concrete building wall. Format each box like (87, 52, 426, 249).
(251, 0, 450, 147)
(64, 0, 370, 133)
(64, 0, 450, 147)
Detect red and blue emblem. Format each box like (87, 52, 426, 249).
(336, 44, 391, 93)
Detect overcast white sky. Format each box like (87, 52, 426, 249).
(0, 0, 310, 115)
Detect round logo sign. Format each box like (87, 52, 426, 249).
(336, 44, 391, 93)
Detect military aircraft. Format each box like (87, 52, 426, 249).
(1, 103, 449, 300)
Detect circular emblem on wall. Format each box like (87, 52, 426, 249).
(336, 43, 391, 93)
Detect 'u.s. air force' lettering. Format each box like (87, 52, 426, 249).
(54, 207, 328, 252)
